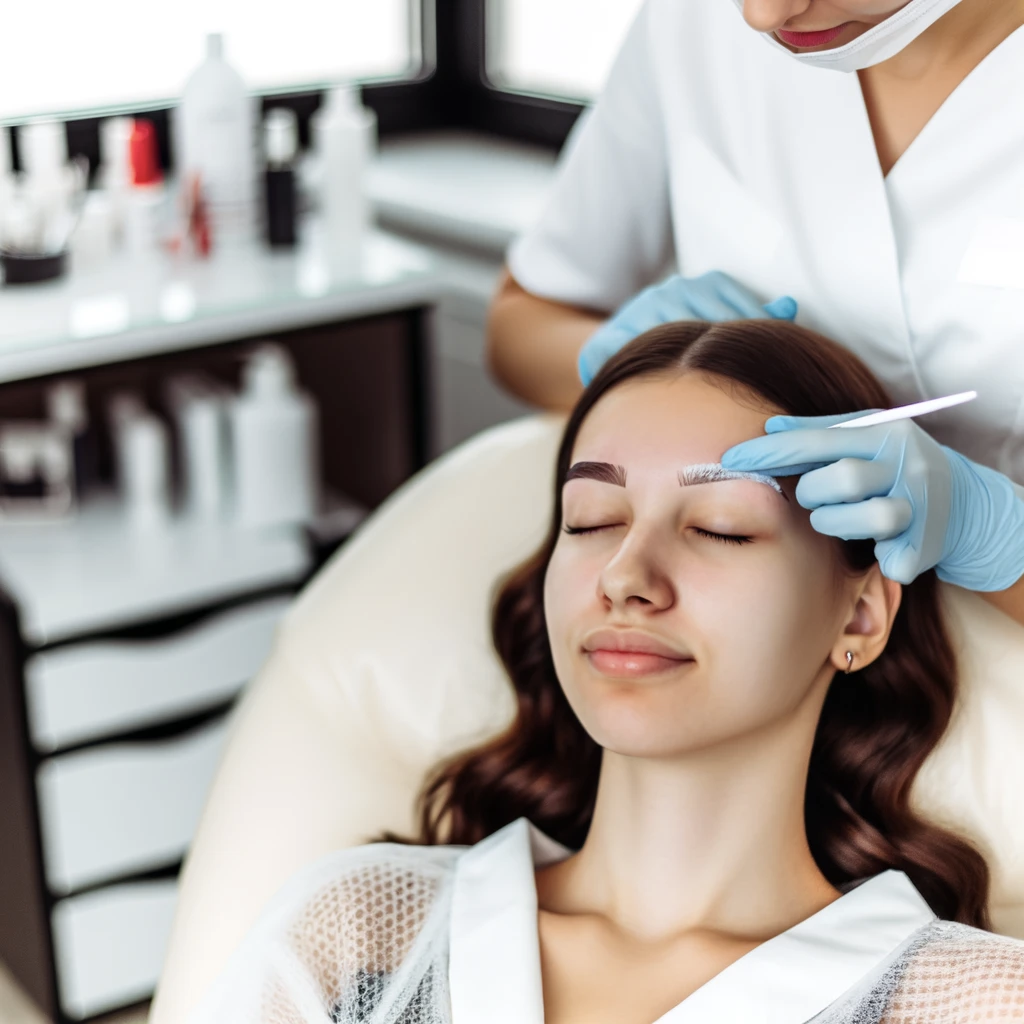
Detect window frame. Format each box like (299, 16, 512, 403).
(426, 0, 583, 150)
(6, 0, 582, 177)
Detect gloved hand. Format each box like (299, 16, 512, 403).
(720, 411, 1024, 591)
(578, 271, 798, 385)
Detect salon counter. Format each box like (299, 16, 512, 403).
(0, 228, 439, 385)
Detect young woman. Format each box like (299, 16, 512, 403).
(188, 320, 1024, 1024)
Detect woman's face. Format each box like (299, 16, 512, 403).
(741, 0, 913, 51)
(544, 373, 863, 759)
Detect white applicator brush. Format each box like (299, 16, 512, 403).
(828, 390, 977, 429)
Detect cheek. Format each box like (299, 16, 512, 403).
(543, 542, 589, 662)
(683, 539, 843, 708)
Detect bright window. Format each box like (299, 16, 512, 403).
(0, 0, 419, 122)
(486, 0, 645, 101)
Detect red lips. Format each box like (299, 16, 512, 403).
(775, 23, 851, 48)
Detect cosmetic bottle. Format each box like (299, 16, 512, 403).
(175, 33, 257, 245)
(230, 345, 319, 528)
(124, 119, 168, 256)
(98, 116, 134, 247)
(166, 375, 229, 520)
(109, 398, 171, 529)
(70, 189, 116, 271)
(311, 85, 376, 276)
(46, 379, 96, 497)
(18, 120, 74, 261)
(20, 121, 72, 223)
(20, 120, 68, 193)
(263, 108, 298, 248)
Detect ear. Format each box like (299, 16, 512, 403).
(829, 564, 902, 675)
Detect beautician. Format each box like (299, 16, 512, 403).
(487, 0, 1024, 626)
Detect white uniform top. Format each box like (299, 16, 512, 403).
(188, 817, 1024, 1023)
(507, 0, 1024, 485)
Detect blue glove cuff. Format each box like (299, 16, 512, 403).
(936, 448, 1024, 592)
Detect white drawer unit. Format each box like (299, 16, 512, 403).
(25, 594, 292, 752)
(51, 879, 178, 1020)
(36, 716, 230, 894)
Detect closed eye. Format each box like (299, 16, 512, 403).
(562, 523, 620, 535)
(693, 527, 752, 545)
(563, 524, 752, 545)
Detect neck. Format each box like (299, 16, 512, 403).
(538, 686, 840, 944)
(875, 0, 1024, 79)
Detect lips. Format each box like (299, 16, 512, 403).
(583, 629, 694, 678)
(775, 23, 850, 48)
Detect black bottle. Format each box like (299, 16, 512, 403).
(263, 108, 298, 248)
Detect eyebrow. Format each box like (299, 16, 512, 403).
(566, 461, 627, 487)
(565, 460, 787, 501)
(678, 463, 788, 500)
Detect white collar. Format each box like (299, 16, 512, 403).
(448, 817, 937, 1024)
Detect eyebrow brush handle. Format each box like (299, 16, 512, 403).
(830, 390, 978, 429)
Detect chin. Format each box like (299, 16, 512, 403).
(574, 685, 706, 758)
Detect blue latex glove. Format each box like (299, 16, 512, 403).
(720, 411, 1024, 591)
(578, 271, 797, 385)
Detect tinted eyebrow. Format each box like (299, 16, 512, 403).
(678, 463, 789, 501)
(565, 461, 627, 487)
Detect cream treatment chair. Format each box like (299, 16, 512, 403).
(150, 415, 1024, 1024)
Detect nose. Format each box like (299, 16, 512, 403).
(741, 0, 813, 32)
(598, 527, 675, 613)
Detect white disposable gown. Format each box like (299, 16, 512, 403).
(188, 817, 1024, 1023)
(507, 0, 1024, 484)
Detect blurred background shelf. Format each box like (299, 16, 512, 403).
(0, 130, 557, 1023)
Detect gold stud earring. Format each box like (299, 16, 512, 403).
(845, 650, 854, 674)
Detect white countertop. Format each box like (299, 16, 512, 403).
(0, 227, 440, 385)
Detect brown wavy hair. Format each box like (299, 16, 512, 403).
(398, 319, 991, 928)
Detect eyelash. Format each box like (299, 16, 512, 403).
(695, 528, 753, 546)
(562, 524, 753, 545)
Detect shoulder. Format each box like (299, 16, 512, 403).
(882, 921, 1024, 1022)
(244, 841, 464, 948)
(189, 843, 463, 1022)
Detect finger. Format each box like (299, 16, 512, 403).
(764, 410, 883, 433)
(874, 538, 924, 585)
(808, 496, 914, 541)
(579, 348, 598, 386)
(794, 458, 897, 509)
(763, 296, 798, 320)
(720, 425, 890, 474)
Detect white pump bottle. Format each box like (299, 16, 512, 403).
(230, 345, 319, 528)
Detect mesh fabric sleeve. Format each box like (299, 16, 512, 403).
(813, 921, 1024, 1024)
(880, 921, 1024, 1023)
(506, 0, 675, 313)
(186, 844, 460, 1024)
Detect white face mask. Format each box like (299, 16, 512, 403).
(732, 0, 965, 72)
